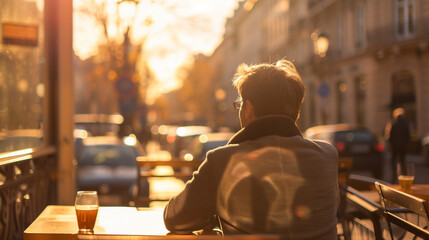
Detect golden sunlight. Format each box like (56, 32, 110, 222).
(73, 0, 239, 101)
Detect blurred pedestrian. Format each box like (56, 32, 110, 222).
(387, 108, 410, 183)
(163, 60, 339, 239)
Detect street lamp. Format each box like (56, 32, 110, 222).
(311, 30, 329, 58)
(311, 29, 330, 124)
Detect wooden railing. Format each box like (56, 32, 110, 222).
(0, 147, 57, 240)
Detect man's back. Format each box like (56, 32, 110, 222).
(164, 60, 339, 240)
(216, 135, 339, 239)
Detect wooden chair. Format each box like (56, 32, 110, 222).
(337, 158, 353, 240)
(344, 175, 409, 240)
(375, 181, 429, 240)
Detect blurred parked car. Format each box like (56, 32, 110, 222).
(180, 132, 234, 161)
(156, 125, 212, 158)
(74, 114, 123, 136)
(304, 124, 384, 179)
(75, 135, 145, 206)
(154, 125, 179, 151)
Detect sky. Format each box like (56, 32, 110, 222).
(73, 0, 240, 102)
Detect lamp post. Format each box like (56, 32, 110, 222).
(312, 29, 329, 124)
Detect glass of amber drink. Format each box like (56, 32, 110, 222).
(397, 163, 415, 190)
(75, 191, 99, 233)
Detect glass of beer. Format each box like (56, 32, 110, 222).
(75, 191, 99, 233)
(397, 163, 415, 190)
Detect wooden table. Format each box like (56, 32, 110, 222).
(389, 184, 429, 201)
(24, 205, 280, 240)
(24, 205, 169, 240)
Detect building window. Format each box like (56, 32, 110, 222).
(337, 81, 347, 123)
(355, 76, 367, 125)
(395, 0, 414, 38)
(0, 0, 45, 153)
(355, 3, 365, 48)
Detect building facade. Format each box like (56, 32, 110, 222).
(304, 0, 429, 144)
(212, 0, 429, 143)
(217, 1, 270, 129)
(0, 0, 74, 239)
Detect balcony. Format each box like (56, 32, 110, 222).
(367, 18, 429, 49)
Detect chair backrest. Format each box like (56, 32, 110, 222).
(375, 181, 429, 239)
(344, 176, 411, 240)
(348, 174, 390, 191)
(343, 175, 387, 240)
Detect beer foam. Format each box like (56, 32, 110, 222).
(75, 205, 99, 210)
(398, 175, 414, 180)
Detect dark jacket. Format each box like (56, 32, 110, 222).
(163, 116, 339, 239)
(389, 115, 410, 152)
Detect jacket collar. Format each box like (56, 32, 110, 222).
(228, 115, 302, 144)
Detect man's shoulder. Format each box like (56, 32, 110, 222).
(302, 137, 338, 155)
(305, 137, 334, 147)
(208, 135, 337, 156)
(206, 143, 240, 158)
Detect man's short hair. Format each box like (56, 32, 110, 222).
(232, 60, 305, 121)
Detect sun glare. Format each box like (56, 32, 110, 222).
(118, 1, 137, 29)
(73, 0, 240, 100)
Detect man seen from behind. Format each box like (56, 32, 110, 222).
(163, 60, 339, 240)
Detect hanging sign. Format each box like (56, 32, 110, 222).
(318, 83, 331, 98)
(2, 23, 38, 46)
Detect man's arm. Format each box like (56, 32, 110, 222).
(163, 157, 217, 232)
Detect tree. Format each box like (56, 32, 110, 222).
(176, 54, 215, 125)
(74, 0, 217, 130)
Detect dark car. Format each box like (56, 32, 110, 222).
(304, 124, 384, 178)
(168, 125, 212, 158)
(180, 132, 234, 161)
(76, 135, 145, 206)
